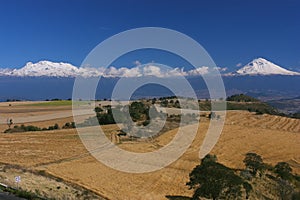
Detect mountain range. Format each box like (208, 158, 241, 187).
(1, 58, 299, 103)
(0, 58, 299, 78)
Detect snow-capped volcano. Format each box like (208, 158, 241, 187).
(235, 58, 300, 76)
(1, 61, 105, 77)
(8, 61, 80, 77)
(0, 60, 211, 78)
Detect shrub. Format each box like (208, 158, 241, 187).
(62, 122, 76, 129)
(4, 123, 62, 133)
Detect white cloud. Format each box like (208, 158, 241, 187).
(0, 60, 226, 78)
(92, 64, 195, 77)
(214, 67, 228, 72)
(187, 66, 209, 76)
(142, 65, 162, 77)
(166, 67, 187, 77)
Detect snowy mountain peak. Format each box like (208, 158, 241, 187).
(0, 60, 213, 78)
(1, 59, 299, 77)
(8, 61, 80, 77)
(235, 58, 300, 76)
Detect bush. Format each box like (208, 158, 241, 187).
(4, 124, 41, 133)
(4, 123, 61, 133)
(62, 122, 76, 129)
(48, 125, 58, 130)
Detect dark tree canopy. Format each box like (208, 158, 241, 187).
(274, 162, 293, 180)
(187, 155, 245, 200)
(243, 152, 264, 176)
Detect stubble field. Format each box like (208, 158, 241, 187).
(0, 101, 299, 199)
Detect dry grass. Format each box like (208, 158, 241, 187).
(0, 102, 299, 199)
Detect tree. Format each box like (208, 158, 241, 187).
(187, 155, 244, 200)
(54, 123, 59, 129)
(94, 106, 103, 113)
(273, 162, 295, 200)
(160, 99, 169, 107)
(243, 152, 264, 176)
(201, 154, 217, 163)
(274, 162, 292, 180)
(129, 101, 149, 121)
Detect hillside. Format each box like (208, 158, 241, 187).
(226, 94, 280, 115)
(0, 101, 299, 199)
(160, 94, 281, 116)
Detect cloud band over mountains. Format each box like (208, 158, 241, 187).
(0, 58, 299, 78)
(0, 61, 223, 78)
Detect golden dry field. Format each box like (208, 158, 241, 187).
(0, 101, 299, 199)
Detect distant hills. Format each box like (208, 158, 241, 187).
(268, 96, 300, 113)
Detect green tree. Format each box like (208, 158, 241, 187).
(94, 106, 103, 113)
(187, 155, 244, 200)
(129, 101, 149, 121)
(201, 154, 217, 163)
(160, 99, 169, 107)
(274, 162, 292, 180)
(54, 123, 59, 129)
(243, 152, 264, 176)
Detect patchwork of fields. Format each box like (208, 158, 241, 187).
(0, 101, 299, 199)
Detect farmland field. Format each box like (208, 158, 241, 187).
(0, 101, 299, 199)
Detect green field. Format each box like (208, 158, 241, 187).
(26, 100, 73, 106)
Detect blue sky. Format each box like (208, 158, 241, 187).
(0, 0, 299, 71)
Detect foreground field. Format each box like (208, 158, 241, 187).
(0, 102, 299, 199)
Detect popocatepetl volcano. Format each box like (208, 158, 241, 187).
(233, 58, 300, 76)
